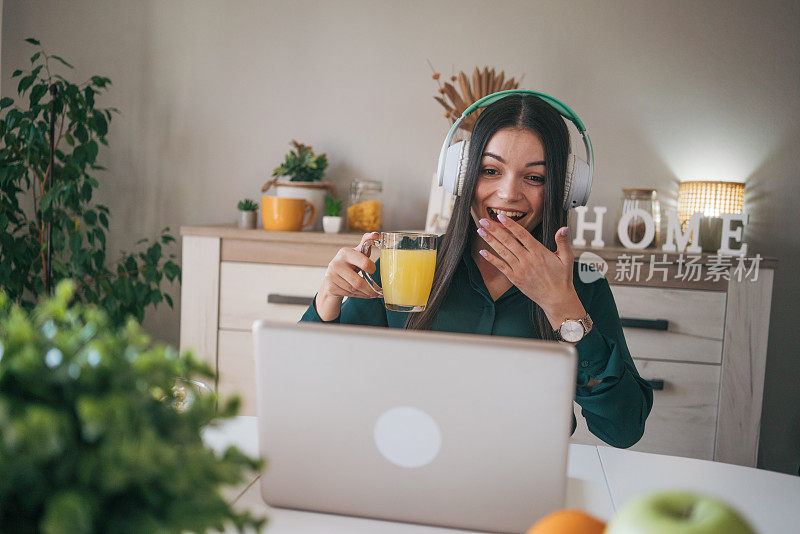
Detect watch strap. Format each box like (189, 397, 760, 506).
(578, 314, 593, 336)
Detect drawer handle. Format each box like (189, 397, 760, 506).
(646, 379, 665, 391)
(267, 294, 315, 306)
(621, 318, 669, 331)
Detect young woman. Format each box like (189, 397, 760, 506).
(302, 94, 653, 448)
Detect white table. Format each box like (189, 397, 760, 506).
(597, 447, 800, 532)
(204, 417, 800, 533)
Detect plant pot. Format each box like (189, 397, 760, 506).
(322, 216, 343, 234)
(237, 210, 257, 229)
(261, 178, 336, 232)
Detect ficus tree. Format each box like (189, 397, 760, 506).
(0, 38, 179, 328)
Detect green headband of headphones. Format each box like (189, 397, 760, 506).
(436, 89, 594, 209)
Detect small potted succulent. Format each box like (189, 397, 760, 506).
(237, 198, 258, 229)
(323, 193, 344, 234)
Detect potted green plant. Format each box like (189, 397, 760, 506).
(261, 140, 335, 231)
(237, 198, 258, 229)
(0, 38, 179, 328)
(323, 193, 344, 234)
(0, 281, 266, 533)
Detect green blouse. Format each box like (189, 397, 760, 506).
(301, 244, 653, 449)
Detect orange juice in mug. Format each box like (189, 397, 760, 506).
(360, 232, 437, 312)
(380, 248, 437, 310)
(261, 196, 315, 231)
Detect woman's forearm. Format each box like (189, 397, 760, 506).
(543, 291, 587, 330)
(315, 287, 344, 322)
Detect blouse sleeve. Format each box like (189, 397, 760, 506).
(299, 259, 389, 327)
(573, 276, 654, 448)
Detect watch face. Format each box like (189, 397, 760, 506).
(559, 320, 585, 342)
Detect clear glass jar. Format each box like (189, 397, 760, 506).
(347, 179, 383, 232)
(615, 188, 661, 248)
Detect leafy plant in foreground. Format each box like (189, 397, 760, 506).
(0, 281, 266, 533)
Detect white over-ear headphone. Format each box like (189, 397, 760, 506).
(436, 89, 594, 210)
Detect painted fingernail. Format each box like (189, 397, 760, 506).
(497, 213, 508, 223)
(479, 249, 488, 258)
(477, 228, 487, 237)
(560, 227, 569, 237)
(479, 218, 490, 227)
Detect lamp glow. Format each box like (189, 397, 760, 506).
(678, 181, 745, 223)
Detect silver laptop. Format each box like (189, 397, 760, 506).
(252, 320, 577, 534)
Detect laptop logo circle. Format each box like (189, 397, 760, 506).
(374, 406, 442, 468)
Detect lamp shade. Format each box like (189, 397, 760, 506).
(678, 180, 745, 223)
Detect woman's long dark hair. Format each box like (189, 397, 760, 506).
(406, 95, 570, 338)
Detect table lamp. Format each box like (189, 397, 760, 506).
(678, 180, 745, 252)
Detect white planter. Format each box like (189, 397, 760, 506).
(322, 216, 343, 234)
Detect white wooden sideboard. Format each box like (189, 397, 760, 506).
(179, 225, 776, 467)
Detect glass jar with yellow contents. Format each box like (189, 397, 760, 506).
(347, 179, 383, 232)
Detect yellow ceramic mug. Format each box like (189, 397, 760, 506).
(261, 196, 315, 231)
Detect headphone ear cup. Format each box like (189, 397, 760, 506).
(443, 140, 469, 196)
(456, 139, 469, 196)
(564, 154, 592, 210)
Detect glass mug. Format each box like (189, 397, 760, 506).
(359, 232, 438, 313)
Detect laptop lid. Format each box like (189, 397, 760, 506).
(253, 320, 577, 534)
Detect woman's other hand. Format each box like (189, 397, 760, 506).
(315, 232, 382, 321)
(476, 215, 586, 329)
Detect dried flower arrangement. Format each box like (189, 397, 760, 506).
(429, 64, 522, 132)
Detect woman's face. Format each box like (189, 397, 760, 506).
(470, 127, 547, 233)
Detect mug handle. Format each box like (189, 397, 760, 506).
(301, 202, 316, 229)
(357, 237, 383, 297)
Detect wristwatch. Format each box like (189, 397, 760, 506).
(554, 314, 593, 343)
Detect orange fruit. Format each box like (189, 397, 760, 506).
(526, 509, 606, 534)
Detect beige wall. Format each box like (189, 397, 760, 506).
(3, 1, 799, 474)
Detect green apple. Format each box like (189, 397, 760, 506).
(605, 491, 755, 534)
